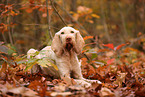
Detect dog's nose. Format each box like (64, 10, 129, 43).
(66, 37, 72, 42)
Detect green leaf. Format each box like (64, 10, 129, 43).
(37, 59, 51, 67)
(25, 59, 38, 71)
(25, 62, 36, 71)
(7, 44, 16, 55)
(91, 53, 98, 59)
(28, 51, 39, 58)
(37, 59, 58, 70)
(0, 45, 8, 54)
(17, 60, 27, 64)
(15, 55, 27, 64)
(27, 58, 38, 64)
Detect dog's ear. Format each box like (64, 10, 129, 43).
(51, 33, 63, 57)
(74, 31, 85, 54)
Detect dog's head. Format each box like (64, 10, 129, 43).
(51, 27, 85, 56)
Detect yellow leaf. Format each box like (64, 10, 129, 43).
(11, 10, 15, 14)
(51, 63, 58, 70)
(91, 14, 100, 18)
(37, 59, 51, 67)
(88, 20, 94, 24)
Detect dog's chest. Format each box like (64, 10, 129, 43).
(63, 51, 77, 67)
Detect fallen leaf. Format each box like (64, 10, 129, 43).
(7, 87, 26, 95)
(99, 87, 114, 97)
(62, 77, 73, 86)
(22, 88, 38, 97)
(88, 82, 102, 92)
(0, 83, 38, 97)
(135, 88, 145, 97)
(107, 58, 115, 65)
(0, 62, 7, 74)
(113, 72, 127, 87)
(54, 83, 66, 92)
(50, 92, 72, 96)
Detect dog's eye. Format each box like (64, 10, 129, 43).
(61, 32, 64, 34)
(71, 31, 74, 33)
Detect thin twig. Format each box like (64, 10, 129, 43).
(50, 0, 67, 26)
(46, 0, 53, 40)
(7, 13, 13, 45)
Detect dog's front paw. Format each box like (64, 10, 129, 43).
(81, 81, 92, 88)
(83, 78, 102, 84)
(74, 79, 92, 88)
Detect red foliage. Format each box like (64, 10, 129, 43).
(107, 58, 115, 64)
(115, 44, 126, 50)
(103, 43, 126, 51)
(103, 44, 114, 50)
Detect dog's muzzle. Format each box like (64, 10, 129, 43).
(65, 37, 73, 51)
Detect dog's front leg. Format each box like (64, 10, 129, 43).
(70, 58, 92, 88)
(56, 60, 71, 78)
(71, 58, 102, 87)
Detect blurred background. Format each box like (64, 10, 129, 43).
(0, 0, 144, 54)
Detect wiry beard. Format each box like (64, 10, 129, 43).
(65, 43, 73, 51)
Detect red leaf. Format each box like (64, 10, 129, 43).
(115, 44, 126, 51)
(26, 8, 33, 13)
(42, 13, 47, 17)
(103, 44, 114, 50)
(0, 23, 8, 34)
(83, 36, 93, 40)
(107, 58, 115, 64)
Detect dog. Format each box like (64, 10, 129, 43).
(27, 27, 101, 87)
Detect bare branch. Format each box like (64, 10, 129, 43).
(50, 0, 67, 26)
(46, 0, 53, 40)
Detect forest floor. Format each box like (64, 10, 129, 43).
(0, 42, 145, 97)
